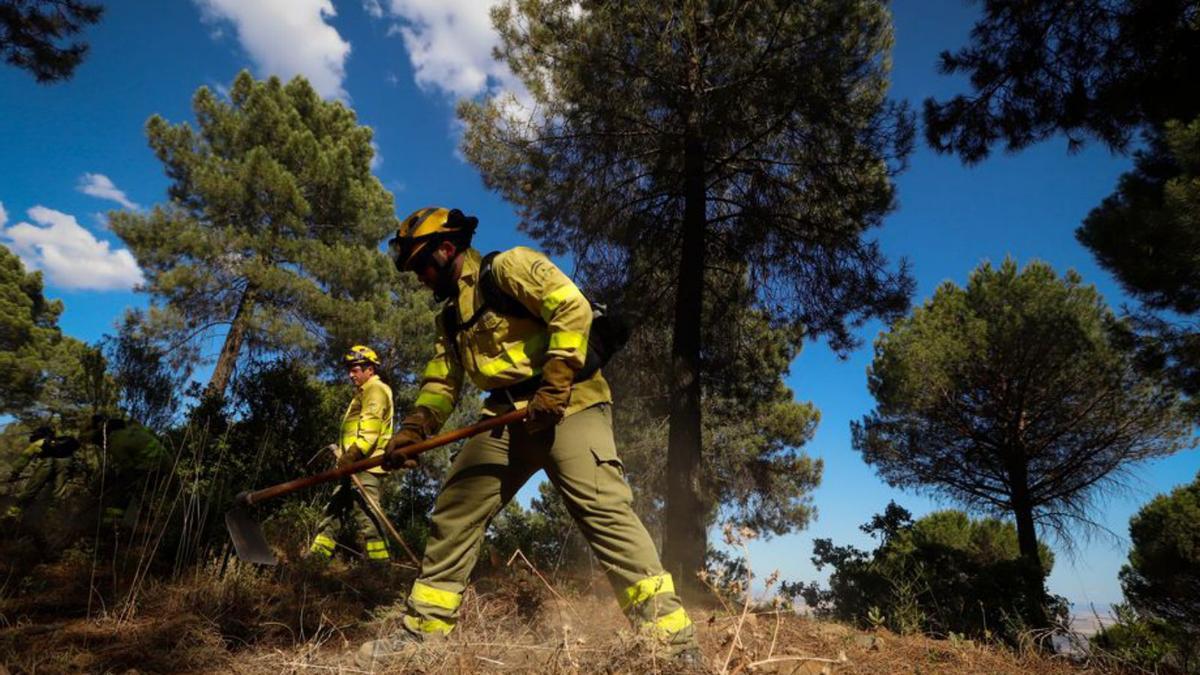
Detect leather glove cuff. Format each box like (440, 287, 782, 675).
(338, 446, 364, 467)
(400, 406, 441, 439)
(536, 358, 575, 405)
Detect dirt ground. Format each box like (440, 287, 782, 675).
(0, 547, 1097, 675)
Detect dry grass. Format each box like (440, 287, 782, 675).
(0, 541, 1105, 675)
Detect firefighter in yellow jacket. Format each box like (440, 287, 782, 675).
(309, 346, 394, 564)
(356, 207, 700, 667)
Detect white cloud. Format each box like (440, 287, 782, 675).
(362, 0, 384, 19)
(380, 0, 519, 99)
(77, 172, 140, 210)
(194, 0, 351, 100)
(1, 206, 144, 291)
(0, 201, 7, 228)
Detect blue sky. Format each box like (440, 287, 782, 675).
(0, 0, 1195, 612)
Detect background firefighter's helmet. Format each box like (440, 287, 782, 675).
(343, 345, 381, 368)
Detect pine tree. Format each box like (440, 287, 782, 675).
(854, 259, 1190, 627)
(111, 71, 422, 402)
(924, 1, 1200, 416)
(923, 0, 1199, 161)
(1077, 116, 1200, 418)
(0, 0, 103, 83)
(0, 242, 65, 417)
(460, 0, 912, 586)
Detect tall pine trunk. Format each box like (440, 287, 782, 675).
(205, 286, 255, 400)
(1008, 457, 1050, 628)
(663, 128, 707, 591)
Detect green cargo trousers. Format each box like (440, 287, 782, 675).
(311, 472, 390, 562)
(402, 403, 696, 648)
(10, 458, 70, 509)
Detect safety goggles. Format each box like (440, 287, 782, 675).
(387, 234, 410, 268)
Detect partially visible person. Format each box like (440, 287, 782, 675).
(4, 425, 80, 521)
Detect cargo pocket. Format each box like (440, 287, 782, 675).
(587, 404, 624, 473)
(588, 431, 629, 502)
(589, 444, 625, 475)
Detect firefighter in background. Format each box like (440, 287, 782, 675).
(308, 345, 395, 564)
(4, 426, 80, 521)
(356, 207, 701, 668)
(86, 415, 169, 527)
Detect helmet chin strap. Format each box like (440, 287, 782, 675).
(430, 249, 459, 301)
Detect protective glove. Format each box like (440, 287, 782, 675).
(383, 407, 439, 470)
(337, 445, 364, 470)
(525, 357, 575, 434)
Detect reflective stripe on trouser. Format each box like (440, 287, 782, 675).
(310, 533, 336, 558)
(402, 580, 461, 635)
(313, 471, 389, 560)
(404, 404, 697, 648)
(366, 538, 390, 561)
(620, 573, 694, 639)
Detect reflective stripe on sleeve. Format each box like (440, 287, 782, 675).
(415, 391, 454, 416)
(409, 581, 463, 611)
(478, 334, 547, 377)
(620, 573, 676, 611)
(359, 419, 384, 433)
(423, 358, 451, 380)
(549, 331, 586, 351)
(541, 283, 584, 321)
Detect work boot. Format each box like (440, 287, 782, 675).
(672, 645, 708, 671)
(355, 628, 425, 671)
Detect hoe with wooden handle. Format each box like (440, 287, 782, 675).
(225, 409, 527, 565)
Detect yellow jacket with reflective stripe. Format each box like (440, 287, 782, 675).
(414, 247, 612, 428)
(340, 375, 393, 475)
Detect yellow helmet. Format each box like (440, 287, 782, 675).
(343, 345, 380, 368)
(388, 207, 478, 271)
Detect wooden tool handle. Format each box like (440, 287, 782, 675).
(238, 409, 527, 507)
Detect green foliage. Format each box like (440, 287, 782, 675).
(856, 259, 1188, 539)
(102, 311, 188, 429)
(1091, 603, 1184, 673)
(462, 1, 910, 569)
(854, 259, 1189, 626)
(1078, 115, 1200, 419)
(610, 301, 823, 538)
(927, 2, 1200, 421)
(0, 243, 113, 426)
(795, 503, 1067, 642)
(924, 0, 1200, 162)
(462, 0, 913, 353)
(0, 243, 65, 417)
(111, 70, 425, 400)
(0, 0, 104, 83)
(1111, 472, 1200, 671)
